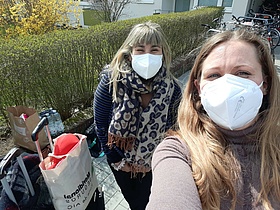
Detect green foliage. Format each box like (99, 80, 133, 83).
(0, 30, 101, 120)
(0, 0, 81, 38)
(97, 6, 224, 60)
(0, 7, 224, 123)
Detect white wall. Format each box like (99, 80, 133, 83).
(225, 0, 250, 21)
(217, 0, 264, 22)
(162, 0, 175, 13)
(79, 0, 264, 25)
(120, 1, 163, 20)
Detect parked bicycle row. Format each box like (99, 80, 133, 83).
(201, 9, 280, 63)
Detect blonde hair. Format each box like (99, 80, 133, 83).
(177, 29, 280, 209)
(109, 21, 172, 101)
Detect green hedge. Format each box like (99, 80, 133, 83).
(0, 7, 223, 124)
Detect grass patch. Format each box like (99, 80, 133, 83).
(83, 9, 104, 26)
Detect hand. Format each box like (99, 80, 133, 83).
(120, 163, 131, 172)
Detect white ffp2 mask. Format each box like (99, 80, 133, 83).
(131, 54, 163, 80)
(200, 74, 263, 130)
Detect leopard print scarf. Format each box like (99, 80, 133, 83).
(108, 63, 175, 174)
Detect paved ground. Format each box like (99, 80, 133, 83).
(92, 156, 130, 210)
(274, 46, 280, 69)
(92, 45, 280, 210)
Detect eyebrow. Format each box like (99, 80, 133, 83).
(135, 44, 161, 48)
(233, 65, 253, 68)
(232, 65, 256, 71)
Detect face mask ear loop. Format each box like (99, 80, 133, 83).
(252, 81, 263, 92)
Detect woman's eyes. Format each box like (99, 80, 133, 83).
(151, 48, 160, 52)
(235, 71, 251, 77)
(205, 71, 252, 80)
(134, 47, 161, 52)
(206, 73, 220, 79)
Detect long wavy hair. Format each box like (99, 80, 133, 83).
(108, 21, 172, 101)
(176, 29, 280, 209)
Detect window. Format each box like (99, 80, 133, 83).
(198, 0, 218, 6)
(222, 0, 233, 7)
(136, 0, 154, 3)
(196, 0, 233, 7)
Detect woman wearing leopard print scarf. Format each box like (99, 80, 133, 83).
(93, 21, 182, 210)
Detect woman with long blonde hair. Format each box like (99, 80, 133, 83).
(147, 29, 280, 209)
(94, 21, 182, 210)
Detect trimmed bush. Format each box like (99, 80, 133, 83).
(0, 7, 223, 124)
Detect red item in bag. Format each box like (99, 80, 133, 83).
(20, 113, 28, 121)
(47, 134, 80, 169)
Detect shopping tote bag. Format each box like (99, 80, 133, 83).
(37, 133, 97, 210)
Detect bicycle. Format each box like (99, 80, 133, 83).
(201, 17, 226, 38)
(236, 15, 279, 46)
(231, 15, 279, 63)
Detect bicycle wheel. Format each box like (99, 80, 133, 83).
(265, 28, 280, 50)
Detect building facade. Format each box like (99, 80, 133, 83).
(118, 0, 265, 22)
